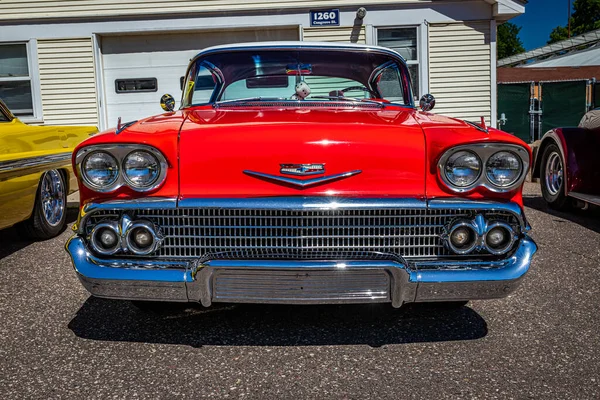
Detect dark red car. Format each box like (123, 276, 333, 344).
(534, 109, 600, 210)
(66, 42, 536, 310)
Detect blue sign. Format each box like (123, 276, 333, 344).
(310, 9, 340, 27)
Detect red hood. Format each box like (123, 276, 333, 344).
(75, 106, 529, 204)
(179, 106, 426, 198)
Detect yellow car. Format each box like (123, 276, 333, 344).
(0, 99, 97, 239)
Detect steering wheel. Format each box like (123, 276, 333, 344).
(340, 86, 379, 98)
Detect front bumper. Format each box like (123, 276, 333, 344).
(66, 235, 537, 308)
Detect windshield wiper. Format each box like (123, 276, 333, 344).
(214, 97, 289, 106)
(309, 96, 385, 107)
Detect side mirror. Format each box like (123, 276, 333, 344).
(160, 94, 176, 112)
(419, 94, 436, 112)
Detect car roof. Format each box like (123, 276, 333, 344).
(191, 41, 407, 64)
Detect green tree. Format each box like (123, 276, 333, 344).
(548, 0, 600, 44)
(498, 22, 525, 59)
(548, 25, 570, 44)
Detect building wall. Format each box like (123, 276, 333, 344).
(429, 21, 492, 124)
(0, 1, 503, 127)
(37, 38, 98, 126)
(2, 0, 424, 21)
(303, 26, 366, 43)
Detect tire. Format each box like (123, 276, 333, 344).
(540, 143, 569, 210)
(17, 169, 67, 240)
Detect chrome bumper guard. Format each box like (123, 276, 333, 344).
(66, 234, 537, 308)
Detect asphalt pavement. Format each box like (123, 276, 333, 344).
(1, 182, 599, 399)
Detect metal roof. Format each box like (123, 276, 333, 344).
(498, 29, 600, 67)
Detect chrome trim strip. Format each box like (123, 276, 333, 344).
(243, 170, 362, 188)
(178, 197, 427, 210)
(0, 99, 15, 121)
(0, 152, 72, 181)
(0, 152, 71, 173)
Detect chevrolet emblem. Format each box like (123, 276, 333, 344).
(280, 163, 325, 176)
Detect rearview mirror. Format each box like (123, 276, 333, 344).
(419, 94, 436, 112)
(160, 94, 176, 112)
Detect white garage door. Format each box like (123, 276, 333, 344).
(101, 27, 299, 127)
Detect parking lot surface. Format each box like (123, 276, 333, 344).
(1, 183, 599, 399)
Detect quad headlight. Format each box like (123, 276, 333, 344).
(439, 144, 529, 192)
(76, 145, 167, 192)
(82, 151, 119, 190)
(486, 151, 523, 188)
(123, 150, 161, 190)
(443, 150, 481, 188)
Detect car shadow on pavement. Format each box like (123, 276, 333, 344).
(523, 195, 600, 234)
(0, 206, 79, 261)
(68, 297, 487, 347)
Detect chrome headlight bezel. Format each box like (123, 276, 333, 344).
(485, 150, 524, 188)
(76, 144, 168, 193)
(122, 150, 162, 191)
(438, 143, 529, 193)
(442, 150, 482, 189)
(80, 151, 120, 192)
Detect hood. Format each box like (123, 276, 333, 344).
(179, 107, 426, 198)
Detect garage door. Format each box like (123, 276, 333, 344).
(101, 27, 299, 127)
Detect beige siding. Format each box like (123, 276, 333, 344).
(2, 0, 421, 21)
(38, 38, 98, 126)
(303, 27, 366, 44)
(429, 22, 492, 124)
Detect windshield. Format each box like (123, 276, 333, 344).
(181, 48, 414, 108)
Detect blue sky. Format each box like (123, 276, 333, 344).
(512, 0, 571, 50)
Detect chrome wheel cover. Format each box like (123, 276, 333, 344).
(41, 170, 65, 227)
(544, 151, 563, 196)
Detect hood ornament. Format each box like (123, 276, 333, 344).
(115, 116, 138, 135)
(244, 168, 361, 189)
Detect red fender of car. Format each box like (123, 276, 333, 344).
(414, 112, 531, 205)
(72, 111, 186, 205)
(534, 128, 600, 196)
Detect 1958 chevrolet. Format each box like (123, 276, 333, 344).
(66, 42, 537, 309)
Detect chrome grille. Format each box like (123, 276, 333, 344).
(212, 269, 391, 304)
(84, 207, 519, 260)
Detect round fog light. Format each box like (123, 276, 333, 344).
(484, 223, 515, 255)
(99, 228, 118, 249)
(125, 221, 159, 255)
(447, 222, 477, 254)
(90, 223, 120, 255)
(132, 227, 153, 249)
(451, 227, 472, 247)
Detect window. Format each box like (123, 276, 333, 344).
(377, 28, 420, 98)
(375, 66, 404, 103)
(0, 43, 36, 118)
(115, 78, 158, 93)
(183, 50, 412, 107)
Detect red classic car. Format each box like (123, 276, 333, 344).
(66, 42, 536, 310)
(533, 109, 600, 210)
